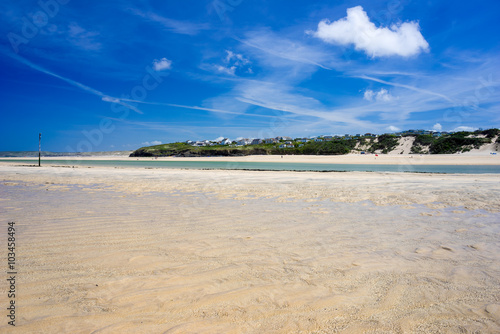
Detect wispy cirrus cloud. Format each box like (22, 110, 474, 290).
(4, 51, 143, 114)
(67, 22, 102, 51)
(129, 9, 209, 35)
(235, 30, 332, 70)
(356, 75, 453, 102)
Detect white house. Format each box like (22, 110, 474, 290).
(250, 139, 263, 145)
(236, 138, 251, 146)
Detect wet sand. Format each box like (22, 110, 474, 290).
(1, 165, 500, 333)
(1, 153, 500, 165)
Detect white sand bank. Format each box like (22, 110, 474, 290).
(1, 165, 500, 333)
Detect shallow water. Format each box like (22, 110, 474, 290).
(3, 158, 500, 173)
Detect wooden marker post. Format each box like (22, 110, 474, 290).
(39, 133, 41, 167)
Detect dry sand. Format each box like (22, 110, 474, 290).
(1, 165, 500, 333)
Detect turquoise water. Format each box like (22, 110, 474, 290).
(2, 159, 500, 174)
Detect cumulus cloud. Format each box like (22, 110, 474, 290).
(363, 88, 395, 102)
(153, 58, 172, 71)
(225, 50, 250, 65)
(386, 125, 400, 132)
(311, 6, 429, 57)
(215, 65, 236, 75)
(212, 50, 252, 76)
(433, 123, 442, 131)
(142, 140, 162, 146)
(363, 90, 374, 101)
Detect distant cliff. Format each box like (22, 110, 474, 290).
(130, 129, 500, 157)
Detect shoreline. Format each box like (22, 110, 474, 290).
(2, 164, 500, 211)
(1, 153, 499, 165)
(1, 164, 499, 175)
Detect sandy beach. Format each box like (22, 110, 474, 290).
(1, 164, 500, 333)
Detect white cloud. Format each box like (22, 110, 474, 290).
(215, 65, 236, 75)
(311, 6, 429, 57)
(363, 90, 375, 101)
(432, 123, 442, 131)
(376, 89, 394, 102)
(153, 58, 172, 71)
(210, 50, 252, 76)
(386, 126, 401, 132)
(205, 50, 252, 76)
(363, 88, 395, 102)
(225, 50, 250, 65)
(102, 96, 119, 103)
(142, 140, 162, 146)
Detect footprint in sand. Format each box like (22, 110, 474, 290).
(414, 247, 433, 254)
(485, 304, 500, 321)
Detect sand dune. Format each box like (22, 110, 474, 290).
(1, 165, 500, 333)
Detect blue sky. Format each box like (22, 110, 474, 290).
(1, 0, 499, 152)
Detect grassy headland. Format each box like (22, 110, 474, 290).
(130, 129, 499, 157)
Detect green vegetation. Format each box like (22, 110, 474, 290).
(413, 134, 434, 146)
(429, 133, 490, 154)
(296, 140, 356, 155)
(130, 140, 358, 157)
(129, 128, 499, 157)
(410, 134, 433, 154)
(479, 128, 499, 138)
(130, 142, 269, 157)
(369, 134, 399, 154)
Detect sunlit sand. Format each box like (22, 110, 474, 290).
(1, 164, 500, 333)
